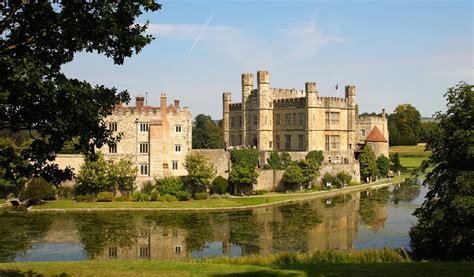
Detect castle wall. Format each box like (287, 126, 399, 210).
(356, 114, 389, 157)
(189, 149, 230, 178)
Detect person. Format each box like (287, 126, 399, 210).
(326, 182, 332, 190)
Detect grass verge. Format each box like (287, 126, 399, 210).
(390, 143, 430, 171)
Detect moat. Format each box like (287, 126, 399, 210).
(0, 179, 425, 263)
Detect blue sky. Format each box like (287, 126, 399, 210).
(62, 0, 473, 118)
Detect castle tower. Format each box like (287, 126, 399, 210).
(345, 85, 357, 150)
(305, 82, 318, 151)
(257, 70, 273, 150)
(223, 92, 231, 149)
(241, 73, 253, 146)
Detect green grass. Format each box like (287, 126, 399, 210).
(390, 143, 431, 171)
(0, 199, 4, 205)
(0, 260, 472, 276)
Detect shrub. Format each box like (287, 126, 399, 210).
(132, 191, 151, 202)
(321, 173, 336, 188)
(150, 190, 160, 201)
(230, 148, 259, 167)
(115, 195, 131, 202)
(19, 178, 56, 201)
(254, 189, 268, 195)
(176, 191, 191, 201)
(211, 176, 228, 194)
(349, 181, 361, 186)
(141, 181, 155, 195)
(155, 177, 183, 196)
(306, 150, 324, 165)
(159, 193, 177, 202)
(209, 193, 231, 199)
(336, 172, 352, 188)
(194, 192, 209, 200)
(76, 194, 96, 202)
(96, 191, 114, 202)
(56, 186, 74, 200)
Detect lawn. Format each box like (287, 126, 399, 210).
(390, 143, 431, 171)
(0, 260, 472, 277)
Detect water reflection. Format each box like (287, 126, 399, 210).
(0, 181, 426, 262)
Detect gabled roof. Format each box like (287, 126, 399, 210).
(365, 126, 387, 142)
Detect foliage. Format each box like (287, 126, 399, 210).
(211, 176, 228, 194)
(254, 189, 269, 195)
(75, 153, 136, 195)
(410, 82, 474, 260)
(390, 153, 402, 172)
(75, 194, 96, 202)
(0, 1, 161, 185)
(192, 114, 223, 149)
(209, 193, 231, 199)
(298, 159, 320, 185)
(230, 148, 259, 168)
(56, 186, 75, 200)
(131, 191, 151, 202)
(229, 164, 259, 193)
(194, 192, 209, 200)
(96, 192, 114, 202)
(114, 195, 131, 202)
(19, 177, 56, 201)
(376, 155, 391, 177)
(266, 152, 291, 170)
(184, 153, 216, 195)
(388, 104, 422, 146)
(141, 181, 155, 195)
(150, 190, 160, 201)
(419, 121, 439, 143)
(0, 137, 29, 197)
(155, 177, 183, 196)
(321, 173, 336, 186)
(306, 150, 324, 165)
(336, 172, 352, 187)
(282, 162, 306, 190)
(159, 194, 177, 202)
(359, 145, 379, 182)
(176, 191, 191, 201)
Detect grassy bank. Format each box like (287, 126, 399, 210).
(0, 260, 472, 276)
(390, 143, 430, 171)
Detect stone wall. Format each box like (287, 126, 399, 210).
(189, 149, 230, 178)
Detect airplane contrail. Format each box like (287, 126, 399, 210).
(187, 13, 215, 56)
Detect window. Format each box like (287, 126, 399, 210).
(361, 129, 366, 137)
(275, 135, 280, 150)
(298, 135, 304, 150)
(231, 117, 235, 127)
(239, 135, 243, 145)
(108, 122, 117, 132)
(293, 113, 296, 124)
(175, 125, 182, 132)
(139, 246, 149, 258)
(175, 245, 182, 254)
(325, 112, 340, 125)
(298, 113, 305, 126)
(325, 135, 340, 150)
(239, 116, 242, 127)
(140, 164, 149, 176)
(140, 229, 150, 237)
(285, 114, 291, 125)
(139, 142, 149, 154)
(172, 160, 178, 170)
(285, 135, 291, 150)
(275, 114, 281, 125)
(108, 144, 117, 153)
(269, 141, 273, 148)
(139, 123, 149, 132)
(325, 135, 330, 151)
(230, 135, 235, 145)
(175, 144, 181, 152)
(109, 247, 118, 258)
(253, 115, 258, 126)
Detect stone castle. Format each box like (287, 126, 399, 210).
(223, 70, 389, 164)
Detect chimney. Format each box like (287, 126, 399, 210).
(136, 96, 145, 109)
(174, 99, 180, 109)
(160, 93, 167, 113)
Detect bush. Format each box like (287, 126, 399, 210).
(76, 194, 96, 202)
(254, 189, 268, 195)
(194, 192, 209, 200)
(19, 178, 56, 201)
(155, 177, 183, 196)
(321, 173, 336, 189)
(150, 190, 160, 201)
(349, 181, 361, 186)
(176, 191, 191, 201)
(209, 193, 231, 199)
(131, 191, 151, 202)
(336, 172, 352, 188)
(96, 191, 114, 202)
(159, 193, 177, 202)
(211, 176, 228, 194)
(115, 195, 131, 202)
(141, 181, 155, 194)
(56, 186, 75, 200)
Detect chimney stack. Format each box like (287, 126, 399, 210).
(174, 99, 180, 109)
(136, 96, 145, 109)
(160, 93, 167, 113)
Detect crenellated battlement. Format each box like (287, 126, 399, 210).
(274, 97, 306, 108)
(271, 88, 306, 100)
(317, 96, 349, 103)
(358, 115, 386, 123)
(229, 103, 242, 111)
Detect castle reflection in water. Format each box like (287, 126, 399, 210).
(31, 187, 396, 262)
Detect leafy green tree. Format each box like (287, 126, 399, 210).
(211, 176, 228, 194)
(336, 172, 352, 187)
(298, 158, 320, 187)
(419, 121, 439, 143)
(321, 173, 336, 186)
(75, 154, 111, 195)
(230, 148, 260, 168)
(306, 150, 324, 165)
(390, 153, 402, 173)
(155, 177, 184, 196)
(376, 155, 391, 177)
(0, 137, 29, 197)
(108, 158, 137, 194)
(184, 153, 216, 195)
(192, 114, 224, 149)
(0, 1, 161, 184)
(410, 82, 474, 260)
(265, 151, 291, 170)
(359, 145, 379, 182)
(229, 164, 258, 195)
(388, 104, 422, 146)
(282, 162, 306, 191)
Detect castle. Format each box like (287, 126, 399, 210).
(222, 70, 389, 164)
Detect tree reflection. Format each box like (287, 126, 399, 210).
(0, 212, 52, 262)
(392, 181, 421, 204)
(359, 188, 389, 230)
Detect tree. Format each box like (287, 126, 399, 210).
(390, 153, 402, 173)
(184, 153, 216, 196)
(0, 1, 161, 185)
(388, 104, 422, 146)
(265, 151, 291, 170)
(155, 177, 184, 196)
(211, 176, 228, 194)
(419, 121, 439, 143)
(409, 82, 474, 260)
(229, 164, 259, 195)
(298, 159, 320, 187)
(0, 137, 29, 197)
(306, 150, 324, 166)
(336, 172, 352, 187)
(192, 114, 224, 149)
(282, 162, 306, 191)
(359, 145, 379, 182)
(108, 158, 137, 194)
(230, 148, 260, 168)
(376, 155, 390, 177)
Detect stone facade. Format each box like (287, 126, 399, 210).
(100, 94, 192, 184)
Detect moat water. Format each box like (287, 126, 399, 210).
(0, 179, 426, 262)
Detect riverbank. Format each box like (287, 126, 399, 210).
(26, 177, 405, 212)
(0, 260, 471, 276)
